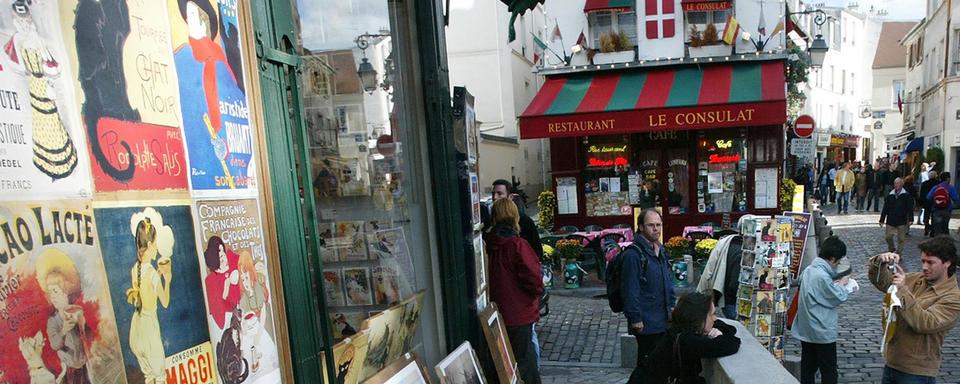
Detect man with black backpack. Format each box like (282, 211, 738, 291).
(926, 172, 960, 236)
(606, 208, 675, 383)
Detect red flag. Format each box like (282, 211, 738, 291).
(533, 51, 541, 65)
(897, 92, 903, 114)
(576, 30, 587, 47)
(551, 23, 562, 42)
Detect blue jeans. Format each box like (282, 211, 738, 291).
(722, 303, 738, 319)
(532, 324, 541, 368)
(837, 191, 850, 213)
(881, 366, 936, 384)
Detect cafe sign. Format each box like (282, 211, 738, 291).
(682, 0, 733, 12)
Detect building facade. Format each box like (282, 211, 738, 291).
(870, 22, 916, 159)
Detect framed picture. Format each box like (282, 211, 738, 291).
(360, 306, 404, 380)
(363, 353, 432, 384)
(435, 341, 486, 384)
(389, 291, 426, 359)
(473, 234, 486, 295)
(324, 269, 346, 307)
(331, 311, 365, 342)
(337, 221, 369, 261)
(324, 330, 369, 384)
(343, 267, 374, 306)
(479, 304, 518, 384)
(476, 289, 488, 312)
(470, 172, 481, 227)
(373, 265, 403, 305)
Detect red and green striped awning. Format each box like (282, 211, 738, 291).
(519, 60, 786, 139)
(583, 0, 634, 12)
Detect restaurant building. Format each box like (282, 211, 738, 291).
(527, 0, 797, 237)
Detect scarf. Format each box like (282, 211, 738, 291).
(188, 37, 232, 133)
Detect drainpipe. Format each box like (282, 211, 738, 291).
(943, 0, 952, 177)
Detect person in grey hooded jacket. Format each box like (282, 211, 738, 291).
(792, 236, 850, 384)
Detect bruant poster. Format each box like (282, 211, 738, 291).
(0, 200, 124, 383)
(0, 1, 92, 200)
(194, 198, 281, 383)
(168, 0, 258, 194)
(96, 204, 214, 383)
(60, 0, 189, 194)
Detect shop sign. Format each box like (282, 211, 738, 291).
(587, 156, 629, 167)
(830, 136, 845, 146)
(708, 153, 741, 164)
(790, 138, 815, 158)
(816, 132, 831, 147)
(682, 0, 733, 11)
(587, 144, 628, 153)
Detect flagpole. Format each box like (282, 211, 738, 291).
(556, 18, 569, 63)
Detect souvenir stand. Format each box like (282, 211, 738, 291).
(736, 216, 795, 360)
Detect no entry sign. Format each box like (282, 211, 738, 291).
(794, 115, 816, 138)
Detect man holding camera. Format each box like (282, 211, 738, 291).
(868, 236, 960, 383)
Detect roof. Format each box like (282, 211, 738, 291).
(873, 21, 918, 68)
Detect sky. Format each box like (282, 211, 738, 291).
(297, 0, 392, 52)
(821, 0, 926, 21)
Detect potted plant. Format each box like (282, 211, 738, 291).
(555, 239, 585, 288)
(537, 191, 556, 231)
(665, 236, 691, 288)
(687, 23, 732, 58)
(541, 244, 556, 288)
(694, 238, 718, 279)
(593, 30, 635, 64)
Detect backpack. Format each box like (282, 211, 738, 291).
(932, 185, 951, 209)
(606, 243, 646, 313)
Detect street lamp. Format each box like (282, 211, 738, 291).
(355, 32, 392, 94)
(786, 8, 830, 68)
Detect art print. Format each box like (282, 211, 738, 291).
(435, 341, 486, 384)
(774, 290, 788, 313)
(331, 312, 364, 342)
(0, 1, 92, 199)
(742, 236, 756, 252)
(360, 306, 404, 381)
(97, 205, 213, 383)
(194, 199, 281, 382)
(373, 265, 402, 305)
(327, 331, 369, 384)
(741, 251, 755, 268)
(773, 312, 787, 336)
(389, 292, 425, 359)
(62, 0, 188, 194)
(324, 269, 346, 307)
(756, 291, 774, 314)
(344, 267, 373, 306)
(740, 218, 758, 236)
(737, 298, 753, 318)
(738, 267, 754, 285)
(757, 267, 776, 290)
(0, 201, 123, 383)
(774, 268, 789, 290)
(474, 234, 486, 295)
(364, 353, 431, 384)
(337, 221, 368, 261)
(318, 222, 338, 263)
(480, 304, 518, 384)
(737, 285, 753, 301)
(170, 0, 258, 193)
(755, 314, 772, 337)
(759, 219, 778, 242)
(777, 217, 793, 243)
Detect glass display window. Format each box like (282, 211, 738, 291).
(582, 135, 631, 216)
(666, 149, 690, 214)
(696, 131, 748, 213)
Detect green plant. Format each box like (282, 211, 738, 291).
(785, 43, 810, 119)
(926, 147, 945, 173)
(665, 236, 690, 260)
(537, 191, 557, 230)
(780, 178, 797, 211)
(694, 238, 718, 261)
(555, 239, 583, 263)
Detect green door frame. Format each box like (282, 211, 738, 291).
(249, 0, 474, 381)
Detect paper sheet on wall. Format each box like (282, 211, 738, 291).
(708, 172, 723, 193)
(557, 177, 578, 214)
(755, 168, 779, 209)
(610, 178, 621, 193)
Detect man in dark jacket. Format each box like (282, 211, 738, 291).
(622, 209, 676, 383)
(926, 172, 960, 236)
(880, 177, 914, 254)
(918, 170, 939, 236)
(865, 163, 882, 212)
(481, 179, 543, 259)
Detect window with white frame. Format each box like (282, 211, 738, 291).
(683, 9, 731, 43)
(953, 29, 960, 75)
(588, 10, 638, 49)
(892, 80, 905, 109)
(841, 69, 846, 94)
(851, 73, 855, 96)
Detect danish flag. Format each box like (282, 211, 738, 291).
(645, 0, 676, 39)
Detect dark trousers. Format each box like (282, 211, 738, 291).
(931, 209, 951, 236)
(856, 194, 866, 210)
(881, 366, 936, 384)
(507, 324, 541, 384)
(628, 332, 665, 384)
(867, 188, 881, 211)
(922, 203, 933, 234)
(801, 341, 838, 384)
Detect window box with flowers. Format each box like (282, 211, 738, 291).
(593, 31, 636, 64)
(687, 23, 732, 58)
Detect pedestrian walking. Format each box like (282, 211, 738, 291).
(792, 236, 851, 384)
(482, 179, 543, 259)
(622, 209, 676, 384)
(880, 178, 913, 255)
(919, 170, 939, 236)
(834, 162, 855, 215)
(484, 198, 543, 384)
(925, 172, 960, 237)
(818, 167, 832, 205)
(643, 292, 741, 384)
(868, 236, 960, 383)
(866, 163, 882, 212)
(855, 167, 868, 212)
(828, 164, 838, 203)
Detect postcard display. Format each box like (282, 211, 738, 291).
(0, 1, 284, 383)
(736, 216, 795, 360)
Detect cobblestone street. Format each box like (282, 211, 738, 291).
(538, 210, 960, 383)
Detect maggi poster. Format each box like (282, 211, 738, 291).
(0, 200, 124, 383)
(169, 0, 257, 194)
(194, 198, 281, 383)
(96, 205, 214, 384)
(0, 1, 93, 200)
(59, 0, 189, 194)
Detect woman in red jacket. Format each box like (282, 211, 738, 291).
(485, 198, 544, 384)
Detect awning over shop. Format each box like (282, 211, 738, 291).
(887, 131, 914, 149)
(583, 0, 634, 13)
(903, 137, 924, 154)
(681, 0, 732, 12)
(519, 60, 786, 139)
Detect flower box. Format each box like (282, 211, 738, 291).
(688, 44, 732, 59)
(593, 50, 635, 65)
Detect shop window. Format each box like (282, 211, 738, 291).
(588, 10, 638, 49)
(696, 133, 748, 213)
(665, 149, 690, 214)
(682, 9, 730, 42)
(582, 135, 632, 216)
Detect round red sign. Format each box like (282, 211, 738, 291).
(376, 135, 396, 156)
(794, 115, 816, 138)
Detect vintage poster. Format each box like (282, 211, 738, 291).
(0, 1, 93, 200)
(0, 201, 124, 383)
(96, 204, 213, 383)
(360, 305, 403, 381)
(336, 221, 367, 261)
(193, 198, 282, 383)
(324, 269, 346, 307)
(331, 311, 364, 342)
(168, 0, 258, 193)
(324, 331, 370, 384)
(366, 227, 414, 295)
(343, 267, 373, 306)
(784, 211, 811, 279)
(60, 0, 189, 194)
(372, 265, 402, 306)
